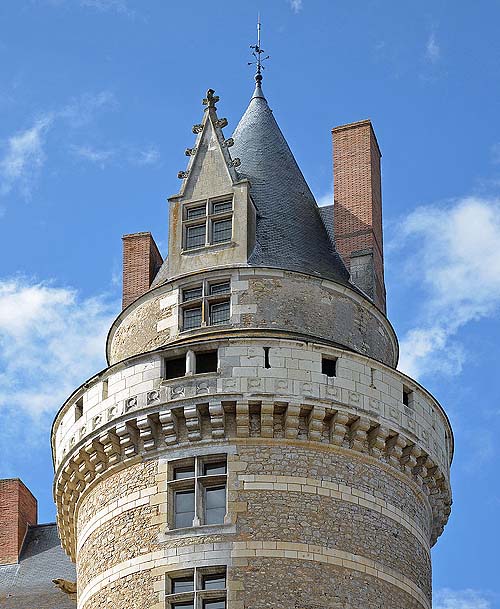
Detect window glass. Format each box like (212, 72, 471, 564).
(174, 466, 195, 480)
(172, 577, 195, 593)
(209, 282, 230, 296)
(183, 286, 203, 302)
(172, 603, 195, 609)
(202, 601, 226, 609)
(186, 205, 206, 220)
(183, 307, 202, 330)
(174, 490, 195, 528)
(205, 486, 226, 525)
(211, 219, 232, 244)
(202, 574, 226, 590)
(210, 301, 230, 325)
(186, 224, 206, 249)
(212, 200, 232, 215)
(203, 462, 226, 476)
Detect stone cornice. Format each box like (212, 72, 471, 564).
(54, 395, 451, 560)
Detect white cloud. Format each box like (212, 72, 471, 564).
(0, 115, 53, 197)
(394, 197, 500, 379)
(288, 0, 303, 13)
(71, 142, 160, 168)
(79, 0, 132, 13)
(0, 277, 117, 417)
(71, 144, 116, 167)
(426, 31, 441, 63)
(0, 91, 114, 199)
(47, 0, 134, 17)
(135, 146, 160, 166)
(434, 588, 492, 609)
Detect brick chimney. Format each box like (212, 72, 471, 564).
(332, 119, 386, 312)
(0, 479, 37, 564)
(122, 232, 163, 309)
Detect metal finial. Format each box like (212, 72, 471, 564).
(248, 14, 270, 83)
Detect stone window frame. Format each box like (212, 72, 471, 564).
(166, 454, 228, 531)
(179, 279, 231, 332)
(182, 196, 233, 252)
(165, 566, 227, 609)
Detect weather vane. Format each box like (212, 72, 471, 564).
(248, 14, 270, 83)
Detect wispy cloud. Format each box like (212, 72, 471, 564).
(70, 144, 116, 167)
(393, 197, 500, 379)
(0, 116, 53, 198)
(0, 91, 115, 199)
(71, 143, 160, 168)
(0, 277, 116, 418)
(47, 0, 135, 17)
(59, 90, 117, 127)
(434, 588, 492, 609)
(425, 31, 441, 63)
(288, 0, 303, 13)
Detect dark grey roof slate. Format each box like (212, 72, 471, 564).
(318, 204, 336, 247)
(231, 82, 350, 283)
(0, 524, 76, 609)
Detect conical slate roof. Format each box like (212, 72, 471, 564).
(231, 81, 350, 284)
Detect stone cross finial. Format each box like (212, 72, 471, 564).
(202, 89, 219, 108)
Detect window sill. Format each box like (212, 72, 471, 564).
(179, 322, 231, 335)
(181, 241, 235, 255)
(161, 521, 236, 541)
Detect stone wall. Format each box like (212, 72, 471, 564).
(107, 267, 397, 367)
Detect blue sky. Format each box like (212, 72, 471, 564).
(0, 1, 499, 607)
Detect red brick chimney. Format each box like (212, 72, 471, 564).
(332, 119, 386, 312)
(122, 232, 163, 309)
(0, 479, 37, 564)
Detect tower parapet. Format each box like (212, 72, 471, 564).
(52, 80, 453, 609)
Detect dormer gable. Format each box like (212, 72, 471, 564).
(167, 90, 256, 280)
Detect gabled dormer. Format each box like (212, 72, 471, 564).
(167, 89, 256, 279)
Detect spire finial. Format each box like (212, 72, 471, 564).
(248, 14, 270, 84)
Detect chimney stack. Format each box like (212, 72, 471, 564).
(122, 232, 163, 309)
(0, 479, 37, 564)
(332, 119, 386, 312)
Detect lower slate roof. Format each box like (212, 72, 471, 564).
(0, 524, 76, 609)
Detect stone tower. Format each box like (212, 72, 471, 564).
(51, 78, 453, 609)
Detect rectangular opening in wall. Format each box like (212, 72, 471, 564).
(322, 357, 337, 378)
(264, 347, 271, 368)
(74, 397, 83, 421)
(165, 355, 186, 380)
(403, 386, 412, 407)
(196, 351, 218, 374)
(102, 378, 108, 400)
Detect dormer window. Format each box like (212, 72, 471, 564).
(180, 279, 231, 331)
(183, 197, 233, 251)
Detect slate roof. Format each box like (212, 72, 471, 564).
(231, 82, 350, 284)
(151, 81, 350, 289)
(0, 524, 76, 609)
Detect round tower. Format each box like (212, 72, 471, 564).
(52, 80, 452, 609)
